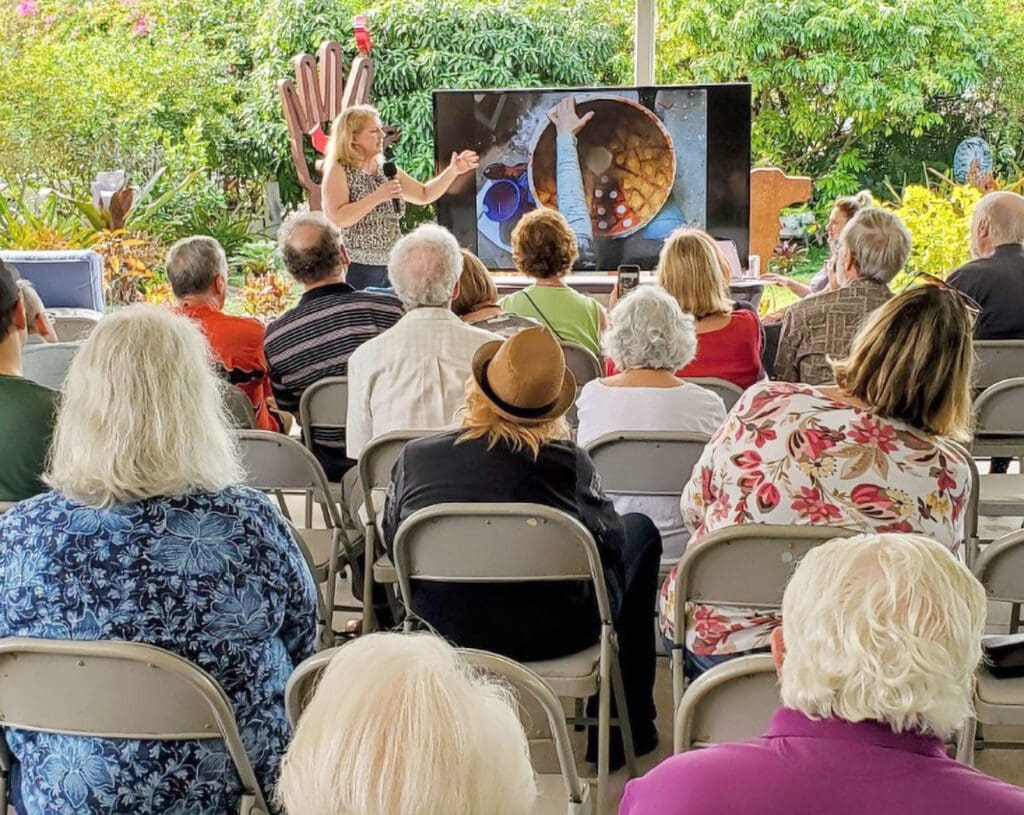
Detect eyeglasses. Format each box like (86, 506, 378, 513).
(913, 271, 981, 326)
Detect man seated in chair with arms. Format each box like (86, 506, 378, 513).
(622, 533, 1024, 815)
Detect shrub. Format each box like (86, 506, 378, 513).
(236, 271, 294, 318)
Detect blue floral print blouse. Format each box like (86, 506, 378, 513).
(0, 486, 319, 814)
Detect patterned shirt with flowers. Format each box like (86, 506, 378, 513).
(659, 381, 971, 655)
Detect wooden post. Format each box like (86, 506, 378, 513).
(748, 168, 813, 274)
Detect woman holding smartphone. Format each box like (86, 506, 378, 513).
(321, 105, 479, 290)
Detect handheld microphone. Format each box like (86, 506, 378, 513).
(382, 160, 401, 214)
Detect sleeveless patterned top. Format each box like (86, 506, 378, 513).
(342, 163, 405, 265)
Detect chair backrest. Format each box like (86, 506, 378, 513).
(235, 430, 342, 527)
(21, 341, 82, 390)
(47, 310, 102, 342)
(298, 376, 348, 450)
(974, 341, 1024, 391)
(673, 654, 779, 753)
(673, 524, 858, 644)
(394, 503, 613, 624)
(682, 377, 744, 411)
(224, 386, 256, 430)
(285, 645, 590, 809)
(946, 440, 981, 567)
(0, 638, 267, 811)
(357, 430, 427, 526)
(559, 342, 603, 387)
(974, 529, 1024, 604)
(974, 377, 1024, 437)
(584, 431, 710, 496)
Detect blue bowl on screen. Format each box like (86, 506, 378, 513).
(483, 179, 522, 223)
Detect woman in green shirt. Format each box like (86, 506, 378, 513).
(501, 207, 606, 356)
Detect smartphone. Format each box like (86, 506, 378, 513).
(617, 264, 641, 297)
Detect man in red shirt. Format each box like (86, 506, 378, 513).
(166, 236, 282, 431)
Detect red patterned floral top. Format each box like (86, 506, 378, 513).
(659, 381, 972, 655)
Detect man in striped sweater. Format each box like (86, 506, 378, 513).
(265, 212, 403, 481)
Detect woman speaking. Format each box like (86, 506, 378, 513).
(322, 104, 479, 290)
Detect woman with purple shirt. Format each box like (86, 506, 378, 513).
(622, 533, 1024, 815)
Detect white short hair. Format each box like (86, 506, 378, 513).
(780, 533, 986, 739)
(277, 632, 537, 815)
(388, 223, 462, 308)
(604, 285, 697, 371)
(974, 191, 1024, 245)
(45, 304, 242, 507)
(838, 207, 911, 284)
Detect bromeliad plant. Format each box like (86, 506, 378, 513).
(0, 190, 98, 250)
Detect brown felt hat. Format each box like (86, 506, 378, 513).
(470, 326, 577, 426)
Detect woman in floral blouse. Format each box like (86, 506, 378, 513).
(661, 284, 976, 675)
(0, 305, 318, 814)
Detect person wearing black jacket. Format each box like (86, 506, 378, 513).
(383, 326, 662, 764)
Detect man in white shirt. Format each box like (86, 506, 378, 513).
(346, 224, 499, 458)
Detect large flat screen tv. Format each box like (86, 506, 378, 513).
(434, 84, 751, 272)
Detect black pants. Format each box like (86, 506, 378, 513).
(587, 513, 662, 758)
(346, 262, 389, 290)
(762, 322, 783, 378)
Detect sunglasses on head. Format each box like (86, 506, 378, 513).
(913, 271, 981, 326)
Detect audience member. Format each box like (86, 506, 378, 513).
(608, 228, 762, 388)
(16, 279, 58, 343)
(662, 284, 975, 674)
(948, 190, 1024, 339)
(500, 208, 606, 356)
(577, 286, 726, 561)
(346, 223, 497, 458)
(278, 632, 537, 815)
(167, 235, 282, 432)
(266, 212, 403, 478)
(775, 207, 910, 384)
(623, 533, 1024, 815)
(383, 326, 662, 765)
(452, 249, 539, 337)
(764, 190, 875, 308)
(0, 304, 318, 812)
(0, 260, 58, 503)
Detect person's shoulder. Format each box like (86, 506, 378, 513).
(680, 380, 728, 413)
(401, 429, 462, 462)
(0, 375, 58, 406)
(729, 307, 762, 331)
(347, 289, 403, 310)
(620, 740, 776, 815)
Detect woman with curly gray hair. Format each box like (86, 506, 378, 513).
(576, 285, 727, 560)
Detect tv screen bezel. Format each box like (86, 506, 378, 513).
(432, 82, 752, 272)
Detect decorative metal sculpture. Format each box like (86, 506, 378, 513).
(277, 19, 399, 211)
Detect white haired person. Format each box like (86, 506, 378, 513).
(345, 223, 499, 458)
(0, 305, 318, 813)
(623, 533, 1024, 815)
(775, 206, 911, 384)
(577, 286, 727, 561)
(278, 632, 537, 815)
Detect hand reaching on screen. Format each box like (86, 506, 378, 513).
(451, 150, 480, 174)
(548, 97, 595, 137)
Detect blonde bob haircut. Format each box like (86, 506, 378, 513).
(277, 632, 538, 815)
(831, 284, 974, 442)
(780, 533, 986, 740)
(326, 104, 381, 169)
(457, 378, 570, 460)
(657, 227, 733, 318)
(45, 304, 242, 507)
(452, 249, 498, 317)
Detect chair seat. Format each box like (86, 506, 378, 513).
(297, 529, 334, 582)
(527, 644, 600, 698)
(980, 474, 1024, 516)
(975, 664, 1024, 726)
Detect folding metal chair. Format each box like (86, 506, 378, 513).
(682, 377, 744, 411)
(47, 309, 101, 342)
(946, 440, 982, 567)
(285, 645, 593, 814)
(559, 342, 603, 429)
(957, 529, 1024, 764)
(0, 638, 269, 814)
(974, 340, 1024, 391)
(972, 378, 1024, 518)
(673, 654, 779, 753)
(671, 524, 857, 707)
(236, 430, 361, 640)
(392, 502, 635, 807)
(224, 385, 256, 430)
(584, 430, 711, 569)
(298, 376, 349, 527)
(284, 519, 337, 650)
(356, 430, 428, 630)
